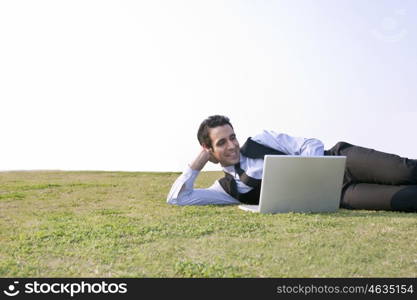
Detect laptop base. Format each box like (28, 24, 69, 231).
(238, 204, 260, 212)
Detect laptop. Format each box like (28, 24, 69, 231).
(238, 155, 346, 214)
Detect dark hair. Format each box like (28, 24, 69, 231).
(197, 115, 234, 148)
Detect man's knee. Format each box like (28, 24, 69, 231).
(391, 186, 417, 212)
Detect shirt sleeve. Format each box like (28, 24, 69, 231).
(251, 130, 324, 156)
(166, 165, 240, 206)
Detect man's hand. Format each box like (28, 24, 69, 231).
(189, 147, 218, 171)
(207, 148, 219, 164)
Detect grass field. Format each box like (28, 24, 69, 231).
(0, 170, 416, 277)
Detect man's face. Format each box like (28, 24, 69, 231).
(206, 124, 240, 167)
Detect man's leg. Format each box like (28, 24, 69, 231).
(342, 183, 417, 212)
(325, 141, 417, 185)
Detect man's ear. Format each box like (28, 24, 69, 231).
(203, 144, 219, 164)
(202, 144, 212, 152)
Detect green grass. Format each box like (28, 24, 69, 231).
(0, 170, 416, 277)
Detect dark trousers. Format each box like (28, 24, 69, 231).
(325, 142, 417, 212)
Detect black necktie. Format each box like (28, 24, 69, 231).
(234, 162, 261, 188)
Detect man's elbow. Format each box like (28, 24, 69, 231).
(166, 191, 191, 206)
(166, 196, 177, 205)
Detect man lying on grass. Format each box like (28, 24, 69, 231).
(167, 115, 417, 212)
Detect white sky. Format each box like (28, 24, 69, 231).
(1, 0, 416, 172)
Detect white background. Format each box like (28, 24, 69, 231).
(1, 0, 416, 172)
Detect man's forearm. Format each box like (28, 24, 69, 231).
(189, 148, 210, 171)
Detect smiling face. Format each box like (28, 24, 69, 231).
(205, 124, 240, 167)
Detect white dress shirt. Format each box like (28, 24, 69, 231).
(166, 130, 325, 206)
